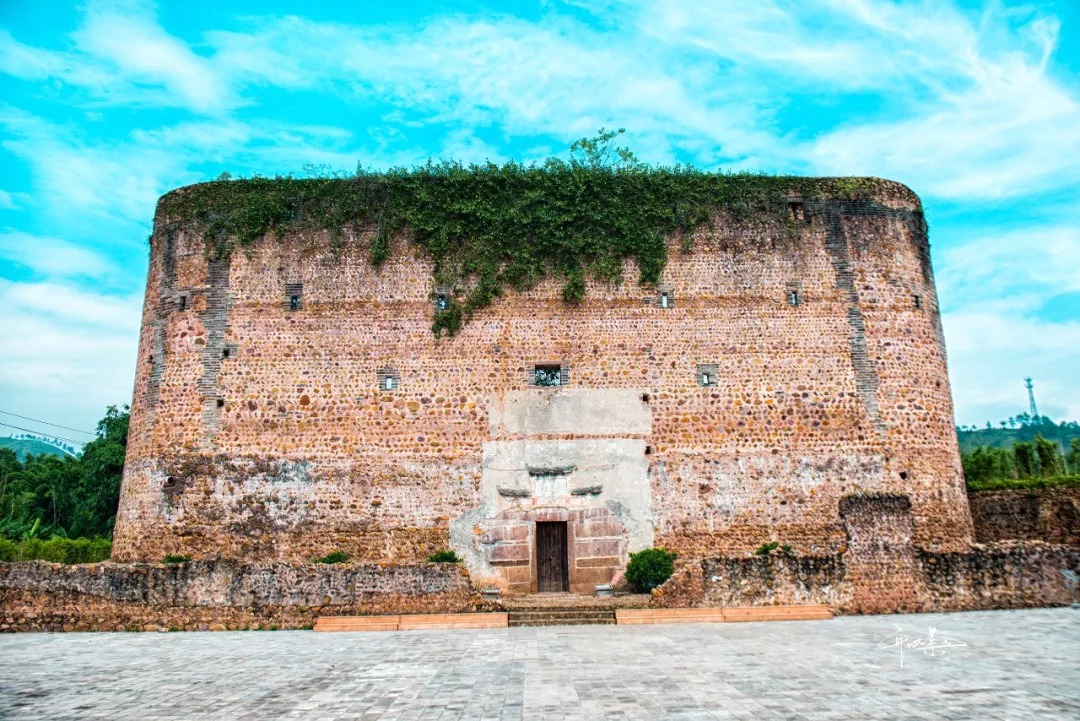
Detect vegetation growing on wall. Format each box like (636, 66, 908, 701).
(158, 130, 885, 335)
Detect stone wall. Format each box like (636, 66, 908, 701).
(0, 560, 476, 632)
(651, 493, 1080, 613)
(112, 178, 972, 595)
(969, 488, 1080, 545)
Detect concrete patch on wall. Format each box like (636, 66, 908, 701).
(452, 435, 653, 591)
(488, 389, 652, 436)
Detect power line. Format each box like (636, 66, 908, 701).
(0, 409, 95, 436)
(0, 422, 88, 447)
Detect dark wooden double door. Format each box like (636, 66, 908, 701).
(535, 521, 569, 592)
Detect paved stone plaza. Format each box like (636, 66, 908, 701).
(1, 608, 1077, 720)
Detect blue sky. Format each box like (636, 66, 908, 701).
(0, 0, 1078, 437)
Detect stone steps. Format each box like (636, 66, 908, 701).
(507, 609, 617, 627)
(510, 617, 617, 627)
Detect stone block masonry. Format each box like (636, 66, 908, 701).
(0, 560, 475, 632)
(112, 177, 973, 598)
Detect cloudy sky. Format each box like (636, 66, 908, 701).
(1, 0, 1078, 439)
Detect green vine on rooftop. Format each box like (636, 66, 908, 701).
(158, 129, 881, 336)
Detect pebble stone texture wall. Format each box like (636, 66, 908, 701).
(112, 178, 974, 595)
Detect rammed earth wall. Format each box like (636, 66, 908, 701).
(113, 177, 973, 594)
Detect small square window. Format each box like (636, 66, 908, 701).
(179, 295, 187, 312)
(788, 290, 801, 306)
(660, 292, 670, 309)
(222, 349, 230, 359)
(789, 201, 805, 222)
(913, 294, 923, 309)
(216, 399, 225, 408)
(290, 295, 299, 311)
(376, 368, 399, 392)
(697, 363, 719, 388)
(534, 365, 563, 387)
(436, 294, 449, 310)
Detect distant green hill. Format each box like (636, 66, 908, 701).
(957, 417, 1080, 454)
(0, 436, 75, 460)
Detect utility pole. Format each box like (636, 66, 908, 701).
(1025, 377, 1039, 418)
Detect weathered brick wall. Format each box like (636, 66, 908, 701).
(113, 179, 972, 584)
(0, 560, 476, 632)
(969, 488, 1080, 546)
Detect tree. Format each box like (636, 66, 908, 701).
(0, 405, 129, 541)
(1013, 441, 1037, 478)
(567, 128, 645, 170)
(1067, 438, 1080, 475)
(1033, 436, 1062, 477)
(71, 405, 129, 537)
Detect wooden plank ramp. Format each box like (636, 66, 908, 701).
(314, 613, 508, 632)
(314, 616, 400, 632)
(616, 606, 832, 626)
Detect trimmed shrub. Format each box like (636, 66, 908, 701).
(10, 537, 111, 563)
(966, 475, 1080, 492)
(625, 548, 678, 592)
(427, 549, 461, 563)
(313, 551, 350, 564)
(18, 538, 44, 561)
(0, 538, 16, 562)
(163, 554, 193, 564)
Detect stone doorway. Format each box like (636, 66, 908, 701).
(535, 521, 569, 592)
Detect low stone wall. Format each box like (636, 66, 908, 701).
(653, 494, 1080, 614)
(0, 560, 477, 632)
(917, 542, 1080, 611)
(969, 488, 1080, 545)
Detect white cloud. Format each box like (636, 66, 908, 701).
(936, 223, 1080, 424)
(0, 229, 118, 278)
(0, 190, 21, 210)
(0, 3, 230, 114)
(0, 278, 142, 432)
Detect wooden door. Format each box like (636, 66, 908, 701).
(535, 521, 568, 592)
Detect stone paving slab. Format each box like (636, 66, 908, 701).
(1, 608, 1078, 720)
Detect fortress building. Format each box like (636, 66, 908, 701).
(112, 173, 973, 595)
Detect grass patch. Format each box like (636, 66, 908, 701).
(313, 550, 351, 564)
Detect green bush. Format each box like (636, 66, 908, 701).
(163, 554, 193, 564)
(0, 538, 16, 562)
(427, 549, 461, 563)
(754, 541, 780, 555)
(624, 548, 678, 592)
(18, 538, 44, 560)
(313, 551, 350, 564)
